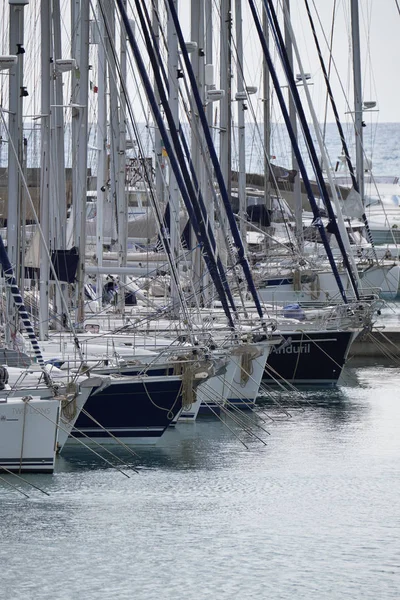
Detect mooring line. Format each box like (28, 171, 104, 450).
(25, 401, 133, 478)
(0, 474, 30, 498)
(0, 465, 50, 496)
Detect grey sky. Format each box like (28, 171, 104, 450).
(288, 1, 400, 123)
(183, 1, 400, 124)
(3, 1, 398, 126)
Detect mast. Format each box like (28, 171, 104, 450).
(283, 0, 303, 251)
(77, 0, 90, 326)
(235, 0, 246, 243)
(351, 0, 364, 202)
(71, 0, 80, 249)
(262, 6, 271, 212)
(106, 2, 119, 265)
(116, 0, 127, 314)
(219, 0, 232, 229)
(7, 0, 28, 346)
(52, 0, 69, 330)
(190, 0, 206, 302)
(39, 0, 51, 339)
(70, 0, 90, 327)
(167, 0, 180, 317)
(203, 0, 214, 303)
(152, 1, 166, 212)
(96, 1, 107, 308)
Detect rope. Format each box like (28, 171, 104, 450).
(354, 330, 400, 365)
(25, 400, 132, 478)
(60, 395, 78, 424)
(142, 379, 182, 421)
(18, 396, 31, 474)
(292, 332, 304, 381)
(0, 475, 30, 498)
(231, 344, 263, 385)
(374, 330, 400, 359)
(0, 464, 50, 495)
(78, 408, 141, 465)
(173, 357, 214, 409)
(300, 330, 353, 372)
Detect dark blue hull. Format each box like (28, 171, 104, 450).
(71, 375, 183, 443)
(265, 330, 355, 385)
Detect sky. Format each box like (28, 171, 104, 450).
(180, 0, 400, 124)
(286, 0, 400, 124)
(2, 0, 400, 126)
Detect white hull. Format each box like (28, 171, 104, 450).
(227, 342, 271, 406)
(3, 367, 108, 452)
(258, 264, 400, 303)
(0, 396, 59, 473)
(197, 355, 238, 412)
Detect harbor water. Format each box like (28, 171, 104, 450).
(1, 358, 399, 599)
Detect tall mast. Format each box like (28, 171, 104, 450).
(167, 0, 180, 317)
(96, 1, 107, 308)
(262, 5, 271, 212)
(52, 0, 67, 252)
(106, 2, 119, 260)
(219, 0, 232, 224)
(351, 0, 364, 202)
(152, 1, 165, 211)
(235, 0, 246, 243)
(71, 0, 80, 249)
(191, 0, 206, 302)
(7, 0, 28, 345)
(283, 0, 303, 251)
(52, 0, 68, 330)
(203, 0, 214, 304)
(39, 0, 51, 339)
(75, 0, 90, 326)
(116, 0, 127, 314)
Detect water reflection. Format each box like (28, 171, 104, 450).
(257, 373, 369, 431)
(58, 418, 239, 474)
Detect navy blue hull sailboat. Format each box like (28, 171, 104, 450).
(72, 374, 183, 444)
(265, 330, 355, 385)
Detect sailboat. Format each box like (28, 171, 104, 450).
(0, 230, 109, 472)
(0, 3, 111, 470)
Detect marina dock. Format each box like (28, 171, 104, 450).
(350, 327, 400, 358)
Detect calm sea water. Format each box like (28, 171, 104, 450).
(2, 121, 400, 179)
(1, 359, 400, 600)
